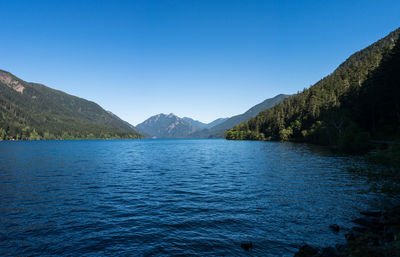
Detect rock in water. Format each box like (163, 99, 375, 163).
(240, 242, 253, 251)
(319, 247, 339, 257)
(360, 210, 382, 217)
(329, 224, 340, 232)
(294, 244, 318, 257)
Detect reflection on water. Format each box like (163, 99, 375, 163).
(0, 139, 379, 256)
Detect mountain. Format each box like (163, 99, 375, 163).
(182, 117, 228, 130)
(136, 113, 197, 138)
(0, 70, 141, 140)
(182, 117, 208, 130)
(190, 94, 290, 138)
(226, 27, 400, 151)
(136, 95, 288, 139)
(205, 117, 229, 128)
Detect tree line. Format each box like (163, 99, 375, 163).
(226, 28, 400, 153)
(0, 70, 141, 140)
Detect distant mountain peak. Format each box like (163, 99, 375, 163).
(136, 113, 196, 138)
(136, 94, 289, 139)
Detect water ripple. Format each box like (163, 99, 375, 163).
(0, 139, 382, 256)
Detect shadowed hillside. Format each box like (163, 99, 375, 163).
(227, 27, 400, 152)
(0, 70, 141, 140)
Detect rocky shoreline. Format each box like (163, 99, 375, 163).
(294, 205, 400, 257)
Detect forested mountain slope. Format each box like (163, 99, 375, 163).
(182, 117, 228, 130)
(0, 70, 141, 140)
(191, 94, 289, 138)
(226, 28, 400, 152)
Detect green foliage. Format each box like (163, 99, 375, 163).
(225, 129, 266, 140)
(279, 127, 293, 141)
(225, 27, 400, 149)
(29, 129, 41, 140)
(290, 120, 302, 136)
(300, 121, 326, 143)
(338, 122, 371, 153)
(0, 70, 142, 140)
(43, 131, 56, 140)
(0, 127, 7, 140)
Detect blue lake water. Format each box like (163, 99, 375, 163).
(0, 139, 381, 256)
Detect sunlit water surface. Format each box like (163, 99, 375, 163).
(0, 139, 382, 256)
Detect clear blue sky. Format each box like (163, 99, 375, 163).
(1, 0, 399, 125)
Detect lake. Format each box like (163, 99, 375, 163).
(0, 139, 381, 256)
